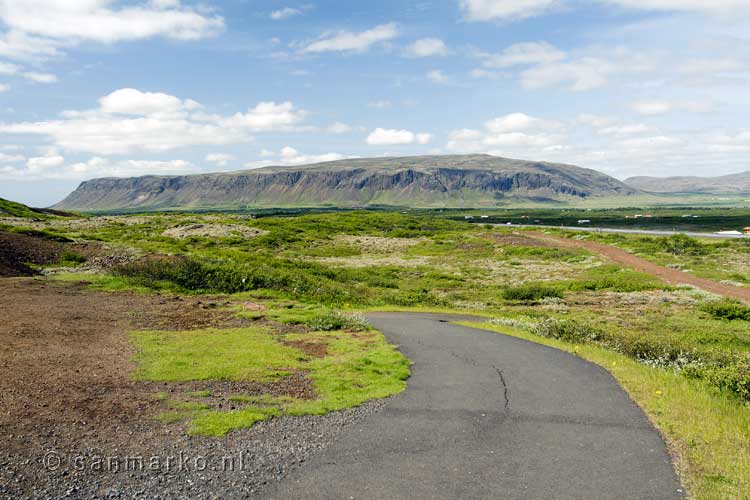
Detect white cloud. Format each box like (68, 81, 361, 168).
(479, 42, 565, 68)
(366, 128, 432, 146)
(245, 146, 352, 168)
(326, 121, 352, 134)
(0, 151, 23, 162)
(0, 88, 307, 155)
(459, 0, 561, 22)
(26, 154, 64, 171)
(3, 155, 199, 180)
(221, 101, 306, 131)
(426, 69, 448, 84)
(485, 113, 562, 133)
(0, 0, 224, 44)
(98, 87, 197, 115)
(302, 23, 398, 53)
(630, 100, 672, 115)
(520, 57, 612, 91)
(22, 71, 57, 83)
(446, 112, 566, 154)
(631, 99, 717, 115)
(598, 123, 654, 136)
(0, 30, 62, 60)
(205, 153, 234, 166)
(475, 42, 660, 92)
(405, 38, 448, 57)
(600, 0, 750, 15)
(278, 146, 348, 164)
(0, 83, 8, 92)
(270, 7, 302, 20)
(0, 61, 19, 74)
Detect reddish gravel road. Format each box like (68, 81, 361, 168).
(528, 232, 750, 303)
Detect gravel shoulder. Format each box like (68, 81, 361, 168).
(0, 279, 385, 499)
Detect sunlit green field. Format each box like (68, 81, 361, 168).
(4, 208, 750, 498)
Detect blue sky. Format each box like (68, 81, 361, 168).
(1, 0, 750, 205)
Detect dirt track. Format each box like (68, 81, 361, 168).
(528, 232, 750, 302)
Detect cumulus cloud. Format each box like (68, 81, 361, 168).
(459, 0, 561, 22)
(245, 146, 352, 168)
(476, 42, 659, 92)
(0, 0, 224, 43)
(205, 153, 235, 166)
(426, 69, 449, 84)
(404, 38, 448, 57)
(0, 1, 223, 64)
(631, 99, 717, 115)
(446, 112, 566, 154)
(366, 128, 432, 146)
(0, 88, 307, 155)
(22, 71, 57, 83)
(270, 7, 303, 20)
(326, 121, 353, 133)
(458, 0, 750, 22)
(479, 42, 565, 68)
(302, 23, 398, 53)
(3, 155, 199, 180)
(600, 0, 750, 15)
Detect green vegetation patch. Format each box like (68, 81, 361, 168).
(131, 324, 409, 436)
(130, 327, 305, 382)
(566, 264, 667, 292)
(701, 300, 750, 322)
(501, 283, 563, 302)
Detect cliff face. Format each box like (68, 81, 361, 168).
(55, 154, 639, 210)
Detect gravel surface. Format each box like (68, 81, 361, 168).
(0, 400, 387, 499)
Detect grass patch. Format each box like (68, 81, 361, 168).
(130, 327, 305, 382)
(131, 325, 409, 436)
(458, 320, 750, 500)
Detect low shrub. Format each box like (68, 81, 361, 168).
(701, 300, 750, 321)
(660, 234, 709, 256)
(306, 310, 371, 331)
(501, 283, 563, 302)
(531, 317, 603, 343)
(567, 265, 665, 292)
(60, 250, 87, 266)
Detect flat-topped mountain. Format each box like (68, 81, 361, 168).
(54, 154, 639, 211)
(625, 171, 750, 195)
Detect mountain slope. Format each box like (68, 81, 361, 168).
(55, 154, 639, 211)
(625, 171, 750, 194)
(0, 197, 74, 218)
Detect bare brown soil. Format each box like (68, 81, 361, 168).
(0, 278, 313, 495)
(0, 231, 64, 276)
(528, 232, 750, 302)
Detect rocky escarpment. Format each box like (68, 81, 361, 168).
(55, 154, 639, 211)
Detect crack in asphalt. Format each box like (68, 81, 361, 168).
(493, 366, 510, 411)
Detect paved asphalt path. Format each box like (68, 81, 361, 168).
(265, 313, 683, 500)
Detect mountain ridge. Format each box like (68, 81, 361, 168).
(54, 154, 640, 211)
(625, 171, 750, 194)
